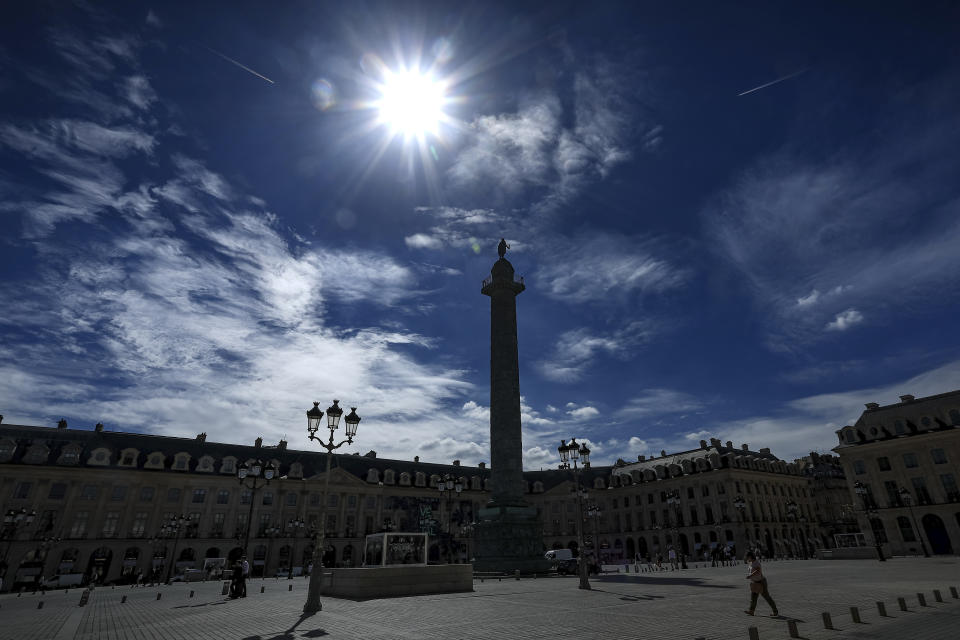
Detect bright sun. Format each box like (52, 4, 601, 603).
(376, 70, 447, 137)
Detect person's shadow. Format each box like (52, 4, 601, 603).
(238, 613, 327, 640)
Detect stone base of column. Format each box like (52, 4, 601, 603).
(472, 505, 551, 574)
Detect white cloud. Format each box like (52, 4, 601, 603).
(825, 308, 863, 332)
(567, 406, 599, 420)
(404, 233, 443, 250)
(616, 388, 704, 420)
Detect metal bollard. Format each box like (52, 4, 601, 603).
(121, 595, 127, 603)
(37, 601, 44, 609)
(260, 586, 265, 593)
(748, 626, 760, 640)
(157, 592, 162, 600)
(850, 606, 861, 623)
(289, 584, 293, 591)
(515, 569, 520, 580)
(934, 589, 943, 603)
(898, 597, 907, 611)
(821, 612, 833, 629)
(787, 619, 800, 638)
(189, 590, 194, 598)
(877, 601, 887, 617)
(917, 593, 927, 607)
(951, 586, 959, 599)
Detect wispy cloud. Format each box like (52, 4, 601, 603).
(705, 78, 960, 347)
(825, 308, 863, 332)
(537, 321, 655, 383)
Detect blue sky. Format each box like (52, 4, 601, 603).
(2, 1, 960, 468)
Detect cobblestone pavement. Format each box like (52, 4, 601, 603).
(1, 558, 957, 640)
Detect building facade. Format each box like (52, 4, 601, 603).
(832, 390, 960, 556)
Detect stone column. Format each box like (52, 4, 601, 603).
(482, 256, 526, 506)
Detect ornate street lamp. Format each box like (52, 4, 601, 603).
(666, 490, 688, 569)
(238, 458, 277, 559)
(785, 501, 809, 559)
(733, 495, 747, 554)
(558, 438, 592, 590)
(162, 514, 188, 583)
(438, 473, 463, 563)
(1, 508, 36, 586)
(897, 487, 930, 557)
(285, 518, 305, 578)
(853, 482, 885, 562)
(303, 399, 361, 615)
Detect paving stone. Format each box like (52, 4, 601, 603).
(0, 558, 957, 640)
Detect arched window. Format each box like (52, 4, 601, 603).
(383, 469, 395, 485)
(415, 472, 426, 487)
(399, 472, 411, 486)
(366, 468, 380, 483)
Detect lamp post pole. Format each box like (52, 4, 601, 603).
(438, 474, 463, 563)
(303, 400, 362, 615)
(853, 482, 885, 561)
(558, 438, 592, 590)
(734, 495, 747, 556)
(163, 515, 188, 584)
(238, 460, 277, 560)
(898, 487, 930, 557)
(286, 518, 304, 578)
(1, 509, 36, 589)
(586, 503, 601, 564)
(666, 490, 687, 569)
(785, 501, 808, 559)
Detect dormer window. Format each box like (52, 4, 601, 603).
(399, 472, 411, 486)
(173, 454, 189, 470)
(845, 430, 856, 444)
(220, 457, 236, 474)
(196, 456, 214, 472)
(118, 448, 139, 467)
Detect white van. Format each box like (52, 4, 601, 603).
(544, 549, 573, 562)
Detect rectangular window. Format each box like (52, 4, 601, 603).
(311, 493, 321, 507)
(940, 474, 959, 501)
(131, 512, 148, 537)
(236, 513, 248, 539)
(911, 477, 932, 504)
(48, 482, 67, 500)
(365, 496, 376, 509)
(259, 513, 272, 535)
(325, 514, 336, 532)
(192, 488, 207, 504)
(167, 487, 181, 502)
(111, 486, 127, 501)
(70, 511, 89, 538)
(139, 486, 155, 502)
(701, 485, 710, 497)
(647, 494, 654, 504)
(853, 460, 866, 475)
(884, 480, 901, 507)
(327, 494, 339, 507)
(240, 490, 252, 505)
(286, 492, 298, 507)
(186, 512, 201, 538)
(689, 506, 699, 525)
(102, 511, 120, 537)
(649, 511, 657, 526)
(211, 513, 225, 537)
(717, 483, 726, 495)
(347, 495, 357, 508)
(635, 495, 643, 505)
(13, 482, 32, 500)
(81, 484, 98, 500)
(932, 448, 948, 464)
(262, 491, 273, 506)
(686, 487, 695, 499)
(903, 453, 919, 468)
(705, 506, 714, 523)
(217, 489, 230, 504)
(745, 484, 752, 493)
(877, 457, 891, 471)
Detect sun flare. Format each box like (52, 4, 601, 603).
(376, 70, 447, 137)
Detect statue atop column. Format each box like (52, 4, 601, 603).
(497, 238, 509, 259)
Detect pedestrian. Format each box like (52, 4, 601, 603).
(668, 547, 677, 569)
(228, 561, 242, 599)
(743, 551, 778, 617)
(240, 556, 249, 597)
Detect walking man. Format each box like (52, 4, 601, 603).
(743, 551, 778, 617)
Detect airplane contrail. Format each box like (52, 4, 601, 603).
(738, 68, 808, 96)
(206, 47, 275, 84)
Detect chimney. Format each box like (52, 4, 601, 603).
(196, 432, 206, 443)
(254, 437, 263, 448)
(95, 422, 104, 433)
(759, 447, 770, 455)
(453, 459, 461, 466)
(638, 454, 646, 462)
(478, 461, 486, 469)
(725, 441, 733, 448)
(710, 438, 721, 447)
(57, 418, 67, 429)
(364, 450, 377, 458)
(741, 443, 749, 451)
(899, 394, 915, 403)
(414, 456, 419, 463)
(699, 439, 708, 450)
(864, 402, 880, 410)
(277, 439, 286, 450)
(660, 450, 667, 457)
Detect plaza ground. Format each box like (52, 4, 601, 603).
(0, 557, 957, 640)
